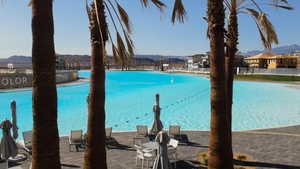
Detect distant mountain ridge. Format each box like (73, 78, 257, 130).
(0, 54, 187, 63)
(0, 55, 32, 62)
(244, 44, 300, 56)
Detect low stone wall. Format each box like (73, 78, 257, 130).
(0, 71, 78, 89)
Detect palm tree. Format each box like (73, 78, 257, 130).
(171, 1, 291, 168)
(170, 1, 234, 168)
(224, 0, 292, 164)
(84, 0, 165, 169)
(30, 0, 61, 169)
(206, 0, 234, 168)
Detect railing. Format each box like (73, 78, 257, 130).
(167, 67, 300, 76)
(0, 69, 78, 74)
(237, 68, 300, 76)
(167, 68, 210, 74)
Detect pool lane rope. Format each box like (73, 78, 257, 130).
(111, 87, 210, 128)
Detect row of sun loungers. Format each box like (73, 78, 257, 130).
(20, 127, 180, 169)
(20, 128, 114, 153)
(68, 127, 114, 152)
(134, 125, 181, 145)
(21, 125, 181, 153)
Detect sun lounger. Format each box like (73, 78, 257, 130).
(137, 125, 148, 136)
(22, 130, 32, 153)
(105, 127, 114, 145)
(168, 125, 181, 139)
(69, 130, 84, 152)
(133, 125, 149, 146)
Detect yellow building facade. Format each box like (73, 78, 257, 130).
(245, 53, 299, 69)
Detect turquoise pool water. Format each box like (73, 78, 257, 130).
(1, 71, 300, 138)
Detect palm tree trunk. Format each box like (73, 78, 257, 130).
(31, 0, 61, 169)
(207, 0, 234, 168)
(84, 1, 108, 169)
(225, 0, 238, 162)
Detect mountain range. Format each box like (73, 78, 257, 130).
(243, 44, 300, 56)
(0, 54, 187, 63)
(1, 44, 299, 63)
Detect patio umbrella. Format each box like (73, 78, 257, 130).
(0, 120, 18, 160)
(150, 94, 163, 135)
(10, 100, 18, 139)
(152, 131, 170, 169)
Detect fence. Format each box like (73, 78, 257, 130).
(167, 67, 300, 76)
(237, 68, 300, 76)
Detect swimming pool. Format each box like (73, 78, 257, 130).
(0, 71, 300, 138)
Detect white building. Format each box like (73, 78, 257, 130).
(7, 63, 14, 69)
(187, 54, 209, 70)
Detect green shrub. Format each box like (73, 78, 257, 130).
(201, 158, 208, 166)
(234, 166, 246, 169)
(237, 154, 247, 161)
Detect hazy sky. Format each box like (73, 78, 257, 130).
(0, 0, 299, 58)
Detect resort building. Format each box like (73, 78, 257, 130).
(56, 56, 67, 70)
(187, 54, 210, 70)
(244, 53, 300, 69)
(289, 51, 300, 68)
(289, 50, 300, 56)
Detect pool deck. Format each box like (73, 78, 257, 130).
(19, 125, 300, 169)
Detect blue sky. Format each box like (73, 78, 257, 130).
(0, 0, 299, 58)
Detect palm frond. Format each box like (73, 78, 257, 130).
(140, 0, 165, 10)
(28, 0, 32, 6)
(116, 2, 133, 33)
(116, 32, 127, 63)
(86, 0, 92, 21)
(151, 0, 166, 11)
(245, 8, 259, 18)
(248, 0, 263, 12)
(270, 4, 293, 10)
(247, 8, 279, 49)
(255, 20, 270, 49)
(258, 13, 279, 45)
(140, 0, 149, 8)
(171, 0, 187, 23)
(237, 0, 247, 8)
(91, 0, 106, 55)
(105, 0, 135, 60)
(124, 32, 134, 57)
(224, 0, 232, 10)
(274, 0, 289, 4)
(112, 44, 121, 63)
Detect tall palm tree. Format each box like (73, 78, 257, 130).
(171, 0, 234, 168)
(224, 0, 292, 163)
(84, 0, 166, 169)
(30, 0, 61, 169)
(171, 1, 291, 169)
(207, 0, 234, 168)
(84, 1, 108, 169)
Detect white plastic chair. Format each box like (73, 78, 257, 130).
(168, 138, 179, 168)
(134, 145, 155, 169)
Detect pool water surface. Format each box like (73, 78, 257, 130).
(0, 71, 300, 138)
